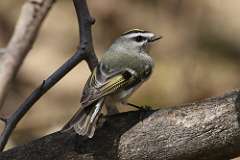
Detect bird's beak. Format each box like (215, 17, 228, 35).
(148, 35, 162, 42)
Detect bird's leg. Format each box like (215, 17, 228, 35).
(126, 102, 152, 111)
(105, 97, 119, 115)
(126, 102, 153, 124)
(106, 105, 119, 115)
(105, 103, 119, 115)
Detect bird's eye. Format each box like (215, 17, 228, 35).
(134, 36, 145, 42)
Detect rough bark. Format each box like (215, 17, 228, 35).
(0, 90, 240, 160)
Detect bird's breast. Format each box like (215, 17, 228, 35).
(101, 51, 154, 83)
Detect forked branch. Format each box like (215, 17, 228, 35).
(0, 0, 98, 151)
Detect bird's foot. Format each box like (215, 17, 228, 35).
(127, 102, 153, 111)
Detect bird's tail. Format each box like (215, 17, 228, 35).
(62, 98, 104, 138)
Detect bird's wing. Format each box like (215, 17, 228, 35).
(62, 64, 138, 132)
(81, 64, 137, 107)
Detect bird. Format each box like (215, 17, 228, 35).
(62, 29, 161, 138)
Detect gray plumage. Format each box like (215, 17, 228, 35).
(62, 29, 160, 138)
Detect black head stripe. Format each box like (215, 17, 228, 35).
(121, 29, 150, 36)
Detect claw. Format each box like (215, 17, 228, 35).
(127, 103, 153, 111)
(141, 105, 152, 111)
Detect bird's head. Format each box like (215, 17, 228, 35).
(110, 29, 161, 53)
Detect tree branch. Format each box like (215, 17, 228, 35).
(0, 0, 55, 110)
(1, 90, 240, 160)
(0, 0, 98, 151)
(73, 0, 97, 71)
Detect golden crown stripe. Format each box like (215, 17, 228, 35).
(121, 29, 149, 36)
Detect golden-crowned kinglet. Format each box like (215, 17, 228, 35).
(62, 29, 161, 138)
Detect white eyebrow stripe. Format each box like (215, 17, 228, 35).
(124, 32, 154, 39)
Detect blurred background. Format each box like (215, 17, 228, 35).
(0, 0, 240, 151)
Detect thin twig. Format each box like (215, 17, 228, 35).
(73, 0, 98, 71)
(0, 0, 98, 151)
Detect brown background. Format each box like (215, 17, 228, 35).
(0, 0, 240, 152)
